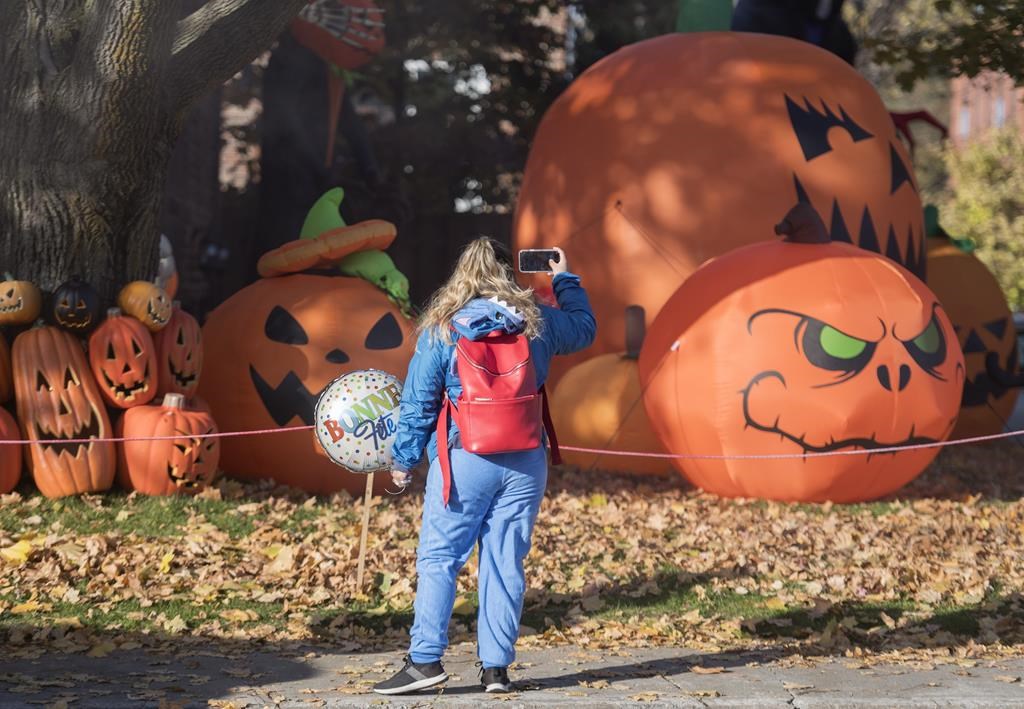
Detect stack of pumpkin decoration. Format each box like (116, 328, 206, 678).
(0, 272, 217, 498)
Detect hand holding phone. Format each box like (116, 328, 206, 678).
(518, 248, 567, 274)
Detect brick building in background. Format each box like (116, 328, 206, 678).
(950, 73, 1024, 147)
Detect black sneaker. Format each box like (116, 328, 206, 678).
(372, 655, 447, 695)
(480, 665, 512, 693)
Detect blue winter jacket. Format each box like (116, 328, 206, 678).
(390, 273, 596, 472)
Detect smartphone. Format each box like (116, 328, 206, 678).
(518, 249, 560, 273)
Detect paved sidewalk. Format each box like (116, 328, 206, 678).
(2, 643, 1024, 707)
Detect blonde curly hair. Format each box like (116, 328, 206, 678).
(418, 237, 542, 344)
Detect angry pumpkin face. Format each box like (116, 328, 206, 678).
(199, 274, 414, 495)
(514, 32, 924, 387)
(639, 211, 963, 503)
(12, 326, 115, 497)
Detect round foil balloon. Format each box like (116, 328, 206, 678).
(314, 369, 402, 473)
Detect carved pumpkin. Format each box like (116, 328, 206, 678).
(49, 276, 102, 335)
(0, 336, 12, 404)
(88, 308, 158, 409)
(200, 274, 414, 494)
(638, 205, 963, 503)
(515, 33, 924, 385)
(552, 306, 670, 476)
(0, 408, 22, 494)
(0, 274, 42, 326)
(118, 281, 172, 332)
(116, 393, 220, 496)
(926, 236, 1020, 438)
(153, 303, 203, 399)
(13, 325, 114, 498)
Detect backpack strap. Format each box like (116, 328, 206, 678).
(436, 397, 454, 506)
(540, 385, 561, 465)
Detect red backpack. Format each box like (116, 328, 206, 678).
(436, 331, 560, 504)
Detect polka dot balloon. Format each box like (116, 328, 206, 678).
(313, 369, 403, 473)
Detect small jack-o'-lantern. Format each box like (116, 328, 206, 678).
(0, 335, 12, 404)
(200, 216, 413, 495)
(49, 276, 102, 335)
(88, 308, 158, 409)
(639, 205, 963, 503)
(0, 408, 22, 494)
(154, 303, 203, 399)
(552, 306, 671, 476)
(116, 393, 220, 496)
(118, 281, 172, 332)
(0, 274, 42, 326)
(515, 33, 924, 386)
(13, 325, 114, 497)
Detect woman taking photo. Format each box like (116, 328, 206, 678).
(374, 238, 596, 695)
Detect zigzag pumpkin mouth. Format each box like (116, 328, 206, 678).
(35, 409, 101, 457)
(166, 462, 204, 488)
(100, 368, 150, 402)
(0, 297, 24, 314)
(249, 365, 317, 427)
(169, 361, 197, 388)
(147, 301, 169, 326)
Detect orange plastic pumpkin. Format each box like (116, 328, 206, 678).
(515, 33, 924, 385)
(116, 393, 220, 496)
(638, 205, 963, 503)
(153, 304, 203, 399)
(926, 237, 1020, 437)
(0, 408, 22, 494)
(0, 274, 42, 326)
(13, 326, 114, 497)
(88, 308, 158, 409)
(118, 281, 172, 332)
(0, 336, 12, 404)
(551, 306, 671, 476)
(200, 274, 414, 494)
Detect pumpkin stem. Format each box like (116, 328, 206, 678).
(625, 305, 645, 359)
(107, 307, 122, 319)
(774, 204, 829, 244)
(3, 272, 12, 281)
(163, 393, 185, 410)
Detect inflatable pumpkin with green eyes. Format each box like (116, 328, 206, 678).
(639, 205, 964, 503)
(199, 190, 414, 495)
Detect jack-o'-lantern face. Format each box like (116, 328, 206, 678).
(514, 32, 925, 388)
(154, 306, 203, 398)
(0, 276, 42, 326)
(199, 274, 414, 494)
(118, 281, 172, 332)
(640, 213, 963, 503)
(786, 95, 924, 277)
(926, 237, 1021, 437)
(50, 277, 102, 334)
(13, 326, 115, 497)
(88, 310, 157, 409)
(167, 429, 219, 490)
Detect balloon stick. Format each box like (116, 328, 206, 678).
(356, 471, 374, 590)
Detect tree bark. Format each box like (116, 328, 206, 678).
(0, 0, 306, 304)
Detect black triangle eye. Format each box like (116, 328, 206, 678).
(131, 338, 143, 356)
(326, 348, 350, 364)
(106, 342, 116, 360)
(365, 313, 403, 350)
(985, 318, 1008, 339)
(786, 95, 873, 161)
(265, 306, 309, 345)
(36, 372, 50, 392)
(63, 367, 78, 388)
(890, 143, 915, 194)
(6, 289, 13, 298)
(176, 327, 185, 346)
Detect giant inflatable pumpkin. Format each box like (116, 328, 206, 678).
(515, 33, 925, 384)
(551, 306, 671, 476)
(639, 205, 963, 503)
(926, 235, 1020, 438)
(13, 326, 114, 497)
(200, 227, 413, 495)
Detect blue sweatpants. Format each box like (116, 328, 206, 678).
(408, 445, 548, 668)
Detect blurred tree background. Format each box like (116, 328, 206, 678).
(166, 0, 1024, 316)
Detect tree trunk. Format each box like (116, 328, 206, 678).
(0, 0, 306, 305)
